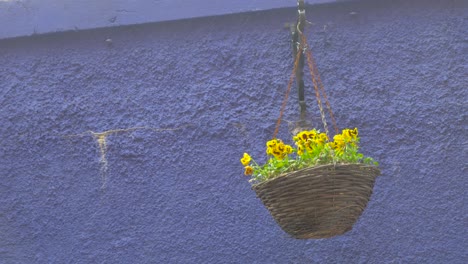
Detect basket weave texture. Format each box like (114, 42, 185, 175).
(252, 163, 380, 239)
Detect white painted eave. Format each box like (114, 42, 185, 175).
(0, 0, 352, 40)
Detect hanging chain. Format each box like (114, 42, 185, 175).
(303, 38, 339, 135)
(302, 33, 330, 139)
(273, 0, 338, 140)
(273, 47, 303, 139)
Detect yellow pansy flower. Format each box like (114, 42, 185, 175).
(313, 139, 324, 147)
(285, 145, 293, 154)
(313, 133, 328, 146)
(276, 142, 285, 153)
(272, 152, 283, 160)
(332, 135, 345, 149)
(342, 128, 358, 142)
(240, 152, 251, 166)
(327, 141, 343, 156)
(342, 129, 352, 142)
(266, 139, 279, 148)
(334, 134, 345, 144)
(307, 130, 317, 140)
(350, 127, 358, 139)
(297, 145, 305, 155)
(305, 143, 313, 152)
(299, 131, 309, 141)
(319, 133, 328, 141)
(244, 166, 254, 175)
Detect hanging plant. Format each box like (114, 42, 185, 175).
(241, 129, 380, 239)
(241, 1, 380, 239)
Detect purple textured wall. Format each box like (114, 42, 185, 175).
(0, 0, 467, 263)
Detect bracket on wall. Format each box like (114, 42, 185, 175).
(290, 0, 307, 127)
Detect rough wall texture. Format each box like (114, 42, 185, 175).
(0, 0, 467, 263)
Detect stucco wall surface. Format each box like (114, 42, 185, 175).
(0, 0, 467, 263)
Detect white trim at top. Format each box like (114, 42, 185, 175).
(0, 0, 345, 40)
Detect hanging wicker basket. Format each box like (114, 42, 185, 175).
(252, 163, 380, 239)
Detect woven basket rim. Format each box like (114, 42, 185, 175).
(252, 163, 380, 189)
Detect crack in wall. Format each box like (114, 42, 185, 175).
(66, 125, 190, 188)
